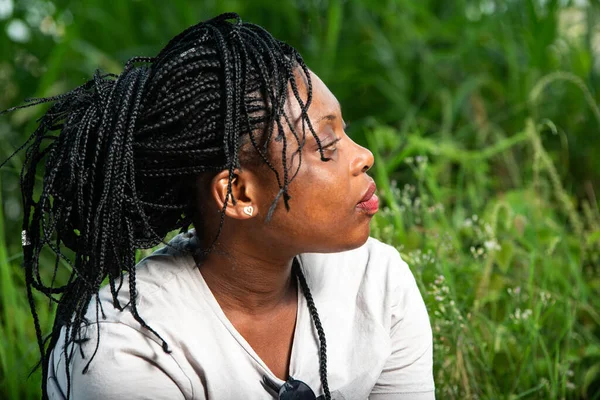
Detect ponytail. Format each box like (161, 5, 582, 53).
(1, 59, 181, 397)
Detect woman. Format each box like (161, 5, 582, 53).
(3, 13, 434, 400)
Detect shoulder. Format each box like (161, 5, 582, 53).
(296, 238, 433, 397)
(65, 232, 206, 375)
(92, 231, 201, 324)
(297, 236, 417, 339)
(47, 320, 194, 400)
(47, 232, 204, 399)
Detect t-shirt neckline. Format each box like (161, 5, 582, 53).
(187, 254, 306, 386)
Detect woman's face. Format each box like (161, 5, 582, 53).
(245, 69, 377, 255)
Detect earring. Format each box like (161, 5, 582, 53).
(243, 206, 254, 217)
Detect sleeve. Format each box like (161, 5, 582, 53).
(369, 252, 435, 400)
(47, 322, 197, 400)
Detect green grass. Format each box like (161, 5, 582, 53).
(367, 116, 600, 398)
(1, 0, 600, 399)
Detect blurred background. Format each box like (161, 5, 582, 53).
(1, 0, 599, 398)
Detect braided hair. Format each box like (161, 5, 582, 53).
(1, 13, 331, 400)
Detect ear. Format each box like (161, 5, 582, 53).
(210, 169, 258, 219)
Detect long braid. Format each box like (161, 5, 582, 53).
(0, 12, 330, 399)
(294, 258, 331, 400)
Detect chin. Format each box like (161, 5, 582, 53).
(324, 225, 371, 254)
(301, 219, 372, 254)
(345, 227, 371, 250)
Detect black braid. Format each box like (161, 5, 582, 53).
(0, 12, 330, 399)
(294, 258, 331, 400)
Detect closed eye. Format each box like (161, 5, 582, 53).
(319, 137, 341, 162)
(322, 137, 341, 150)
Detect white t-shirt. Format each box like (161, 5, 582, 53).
(47, 232, 435, 400)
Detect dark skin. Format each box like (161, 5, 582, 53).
(192, 69, 376, 380)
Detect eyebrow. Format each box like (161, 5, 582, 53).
(315, 114, 347, 129)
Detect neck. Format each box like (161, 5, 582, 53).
(196, 243, 297, 315)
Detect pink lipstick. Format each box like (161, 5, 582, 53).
(357, 181, 379, 215)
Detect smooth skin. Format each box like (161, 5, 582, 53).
(192, 69, 376, 380)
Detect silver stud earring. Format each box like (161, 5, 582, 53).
(243, 206, 254, 217)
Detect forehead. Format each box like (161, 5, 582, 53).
(286, 69, 340, 123)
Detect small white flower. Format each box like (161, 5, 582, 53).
(484, 240, 501, 251)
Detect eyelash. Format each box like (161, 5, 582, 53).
(318, 137, 341, 162)
(323, 137, 341, 151)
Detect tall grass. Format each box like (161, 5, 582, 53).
(1, 0, 599, 398)
(367, 113, 600, 398)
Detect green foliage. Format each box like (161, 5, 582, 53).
(1, 0, 599, 399)
(369, 117, 600, 398)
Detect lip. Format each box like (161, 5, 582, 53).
(356, 181, 379, 214)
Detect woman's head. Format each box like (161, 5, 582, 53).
(203, 68, 376, 261)
(1, 12, 376, 396)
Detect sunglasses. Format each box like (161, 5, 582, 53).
(263, 375, 324, 400)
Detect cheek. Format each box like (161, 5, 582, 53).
(259, 151, 371, 252)
(297, 166, 349, 210)
(288, 167, 360, 232)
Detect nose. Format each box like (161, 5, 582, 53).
(351, 141, 374, 176)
